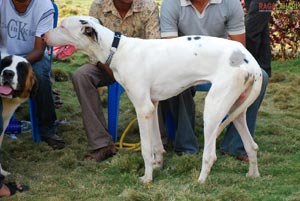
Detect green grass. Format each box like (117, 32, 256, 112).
(2, 56, 300, 201)
(1, 1, 300, 200)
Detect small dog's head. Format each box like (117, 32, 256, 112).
(0, 54, 37, 99)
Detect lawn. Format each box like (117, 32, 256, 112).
(1, 1, 300, 200)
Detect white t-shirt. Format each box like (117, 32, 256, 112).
(0, 0, 54, 56)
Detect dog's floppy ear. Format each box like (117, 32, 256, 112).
(17, 61, 38, 99)
(79, 20, 98, 42)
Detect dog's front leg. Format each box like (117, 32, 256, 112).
(135, 104, 156, 184)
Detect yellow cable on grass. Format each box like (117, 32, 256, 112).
(114, 118, 141, 151)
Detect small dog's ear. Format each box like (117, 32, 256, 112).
(29, 75, 38, 99)
(83, 26, 98, 42)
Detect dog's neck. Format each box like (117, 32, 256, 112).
(92, 25, 123, 67)
(105, 32, 121, 66)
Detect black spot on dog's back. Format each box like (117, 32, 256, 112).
(187, 37, 192, 41)
(194, 36, 201, 40)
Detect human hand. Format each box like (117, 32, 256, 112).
(240, 0, 248, 14)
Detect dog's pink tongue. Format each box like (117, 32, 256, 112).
(0, 86, 12, 95)
(54, 45, 76, 60)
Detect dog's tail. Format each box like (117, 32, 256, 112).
(216, 68, 263, 136)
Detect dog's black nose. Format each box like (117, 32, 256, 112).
(3, 69, 15, 80)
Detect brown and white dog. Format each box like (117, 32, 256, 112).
(44, 16, 262, 184)
(0, 52, 37, 176)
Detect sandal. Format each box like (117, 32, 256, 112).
(84, 145, 116, 162)
(0, 182, 29, 197)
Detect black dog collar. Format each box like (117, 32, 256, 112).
(105, 32, 122, 66)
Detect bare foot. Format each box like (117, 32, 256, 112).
(0, 183, 11, 197)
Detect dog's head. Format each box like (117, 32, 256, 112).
(44, 16, 102, 61)
(0, 54, 38, 100)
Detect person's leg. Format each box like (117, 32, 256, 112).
(245, 0, 272, 76)
(72, 64, 115, 151)
(258, 23, 272, 77)
(32, 55, 65, 149)
(221, 70, 269, 157)
(31, 56, 57, 134)
(168, 88, 199, 155)
(0, 98, 3, 134)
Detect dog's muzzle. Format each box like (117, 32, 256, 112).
(0, 69, 15, 96)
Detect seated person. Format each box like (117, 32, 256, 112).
(0, 0, 65, 149)
(159, 0, 269, 162)
(71, 0, 160, 162)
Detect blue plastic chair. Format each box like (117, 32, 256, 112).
(107, 82, 125, 142)
(30, 2, 59, 143)
(107, 82, 212, 142)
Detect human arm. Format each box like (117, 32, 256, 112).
(160, 0, 180, 38)
(228, 33, 246, 46)
(96, 62, 115, 81)
(25, 37, 47, 64)
(226, 0, 246, 46)
(26, 7, 54, 64)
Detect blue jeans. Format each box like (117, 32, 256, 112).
(220, 69, 269, 156)
(0, 98, 3, 134)
(31, 55, 57, 137)
(160, 88, 199, 155)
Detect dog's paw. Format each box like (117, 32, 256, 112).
(198, 176, 207, 184)
(198, 170, 209, 184)
(139, 175, 152, 184)
(246, 164, 260, 178)
(246, 171, 260, 178)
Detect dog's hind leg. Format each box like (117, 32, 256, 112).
(198, 74, 249, 183)
(198, 88, 233, 183)
(152, 101, 166, 170)
(233, 112, 260, 178)
(198, 122, 218, 183)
